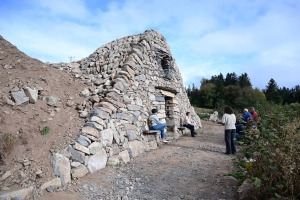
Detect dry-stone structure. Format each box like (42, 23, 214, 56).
(50, 30, 201, 183)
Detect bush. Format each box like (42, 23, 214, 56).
(235, 102, 300, 199)
(41, 126, 50, 135)
(197, 113, 210, 119)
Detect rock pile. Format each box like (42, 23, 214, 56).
(47, 30, 201, 185)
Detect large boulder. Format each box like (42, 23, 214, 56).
(50, 153, 71, 185)
(86, 148, 108, 173)
(128, 140, 146, 158)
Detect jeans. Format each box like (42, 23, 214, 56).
(225, 129, 236, 154)
(183, 124, 195, 137)
(150, 124, 166, 139)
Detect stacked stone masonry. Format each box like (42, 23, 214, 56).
(50, 30, 201, 184)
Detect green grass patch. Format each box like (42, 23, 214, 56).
(41, 126, 50, 135)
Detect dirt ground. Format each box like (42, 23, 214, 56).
(39, 120, 238, 200)
(0, 35, 86, 190)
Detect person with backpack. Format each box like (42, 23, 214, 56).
(149, 109, 168, 143)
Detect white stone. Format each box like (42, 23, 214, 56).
(40, 178, 61, 190)
(90, 116, 106, 127)
(50, 153, 71, 185)
(87, 148, 108, 173)
(128, 140, 146, 158)
(88, 142, 102, 155)
(71, 164, 89, 178)
(74, 142, 90, 154)
(118, 150, 130, 164)
(23, 87, 38, 103)
(0, 171, 11, 181)
(99, 128, 114, 147)
(106, 155, 120, 166)
(71, 161, 81, 168)
(82, 126, 99, 138)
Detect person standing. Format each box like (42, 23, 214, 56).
(149, 109, 168, 143)
(183, 112, 197, 137)
(222, 106, 237, 155)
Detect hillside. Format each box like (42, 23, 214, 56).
(0, 35, 86, 192)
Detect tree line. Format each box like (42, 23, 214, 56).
(186, 72, 300, 109)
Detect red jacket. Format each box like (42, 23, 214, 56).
(251, 111, 258, 122)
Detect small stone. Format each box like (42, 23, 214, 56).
(35, 169, 43, 175)
(79, 110, 89, 118)
(74, 142, 90, 154)
(71, 162, 81, 168)
(46, 186, 55, 192)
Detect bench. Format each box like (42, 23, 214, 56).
(177, 126, 186, 135)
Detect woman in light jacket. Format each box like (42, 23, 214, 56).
(222, 106, 236, 155)
(183, 112, 197, 137)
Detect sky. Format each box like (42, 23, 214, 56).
(0, 0, 299, 89)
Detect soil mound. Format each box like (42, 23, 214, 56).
(0, 35, 85, 191)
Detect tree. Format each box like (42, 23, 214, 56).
(238, 73, 252, 88)
(186, 85, 191, 96)
(224, 72, 238, 86)
(264, 78, 282, 104)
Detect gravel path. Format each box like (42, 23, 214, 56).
(41, 121, 238, 200)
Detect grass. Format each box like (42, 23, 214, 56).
(41, 126, 50, 135)
(193, 106, 214, 114)
(198, 113, 210, 119)
(1, 133, 17, 152)
(115, 163, 122, 167)
(0, 133, 17, 164)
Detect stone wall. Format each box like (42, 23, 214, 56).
(50, 30, 201, 183)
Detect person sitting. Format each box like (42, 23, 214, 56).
(242, 108, 252, 125)
(250, 107, 258, 125)
(234, 119, 244, 140)
(183, 112, 197, 137)
(149, 109, 168, 143)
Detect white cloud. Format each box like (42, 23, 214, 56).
(0, 0, 299, 88)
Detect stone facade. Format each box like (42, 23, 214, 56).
(51, 30, 201, 177)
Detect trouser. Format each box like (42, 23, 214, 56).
(183, 124, 195, 137)
(225, 129, 236, 154)
(150, 124, 166, 139)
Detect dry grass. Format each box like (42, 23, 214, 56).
(0, 133, 17, 161)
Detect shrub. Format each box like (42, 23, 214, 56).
(197, 113, 210, 119)
(41, 126, 50, 135)
(235, 102, 300, 199)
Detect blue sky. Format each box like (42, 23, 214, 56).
(0, 0, 299, 89)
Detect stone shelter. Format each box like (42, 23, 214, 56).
(50, 30, 201, 183)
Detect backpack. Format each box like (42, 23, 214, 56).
(147, 117, 153, 127)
